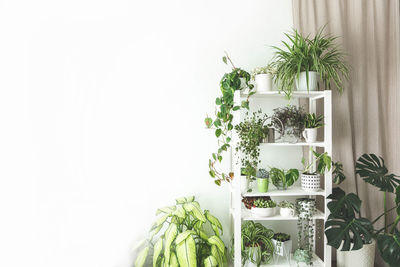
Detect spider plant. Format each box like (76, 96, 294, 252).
(272, 26, 349, 98)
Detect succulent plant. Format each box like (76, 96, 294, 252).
(257, 169, 269, 179)
(273, 232, 291, 242)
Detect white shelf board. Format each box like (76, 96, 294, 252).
(258, 253, 324, 267)
(242, 208, 324, 221)
(260, 142, 325, 147)
(241, 91, 326, 99)
(243, 186, 325, 197)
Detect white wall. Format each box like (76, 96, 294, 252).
(0, 1, 292, 266)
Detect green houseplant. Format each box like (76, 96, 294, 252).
(271, 105, 306, 143)
(303, 113, 324, 143)
(251, 199, 277, 218)
(256, 168, 269, 193)
(251, 64, 276, 92)
(205, 53, 255, 186)
(325, 154, 400, 267)
(272, 27, 349, 99)
(134, 196, 227, 267)
(237, 221, 274, 267)
(294, 198, 316, 265)
(269, 167, 299, 190)
(300, 148, 332, 192)
(272, 232, 292, 259)
(278, 201, 296, 217)
(235, 110, 269, 191)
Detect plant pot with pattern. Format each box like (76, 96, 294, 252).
(300, 148, 332, 192)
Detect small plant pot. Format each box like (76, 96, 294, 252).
(296, 71, 318, 91)
(301, 173, 320, 192)
(256, 177, 269, 192)
(294, 248, 312, 265)
(337, 240, 375, 267)
(302, 128, 318, 143)
(255, 73, 272, 92)
(250, 207, 276, 217)
(272, 239, 292, 257)
(296, 198, 316, 218)
(279, 207, 295, 217)
(274, 180, 287, 190)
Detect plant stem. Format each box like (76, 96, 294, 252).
(391, 215, 400, 234)
(224, 51, 236, 69)
(371, 206, 398, 225)
(384, 192, 387, 233)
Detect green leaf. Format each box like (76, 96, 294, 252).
(156, 206, 176, 216)
(377, 229, 400, 266)
(172, 206, 186, 218)
(176, 235, 197, 267)
(204, 256, 218, 267)
(232, 106, 240, 111)
(183, 202, 206, 222)
(215, 98, 222, 105)
(222, 56, 227, 65)
(149, 224, 162, 240)
(327, 187, 361, 218)
(208, 236, 225, 254)
(176, 196, 194, 204)
(134, 246, 149, 267)
(205, 210, 223, 235)
(356, 153, 400, 193)
(164, 223, 178, 265)
(170, 252, 179, 267)
(204, 117, 213, 128)
(333, 161, 346, 185)
(214, 179, 221, 186)
(211, 245, 225, 267)
(155, 214, 170, 227)
(215, 128, 222, 137)
(153, 238, 163, 267)
(175, 230, 196, 244)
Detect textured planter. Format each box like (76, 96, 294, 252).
(280, 207, 295, 217)
(302, 128, 317, 143)
(272, 239, 292, 257)
(251, 207, 276, 217)
(255, 73, 272, 92)
(337, 240, 376, 267)
(296, 71, 318, 91)
(256, 177, 269, 192)
(301, 173, 321, 192)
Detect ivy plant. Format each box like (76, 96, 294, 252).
(205, 53, 255, 186)
(294, 198, 316, 265)
(134, 196, 227, 267)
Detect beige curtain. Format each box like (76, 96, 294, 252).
(292, 0, 400, 266)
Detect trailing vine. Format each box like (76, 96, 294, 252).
(294, 198, 316, 265)
(205, 53, 255, 185)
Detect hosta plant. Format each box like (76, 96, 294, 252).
(205, 53, 255, 186)
(325, 154, 400, 267)
(134, 196, 227, 267)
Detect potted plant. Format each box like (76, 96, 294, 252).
(239, 221, 275, 267)
(272, 27, 349, 98)
(294, 198, 316, 265)
(134, 196, 227, 267)
(235, 110, 269, 192)
(269, 167, 299, 190)
(303, 113, 324, 143)
(251, 199, 277, 217)
(325, 154, 400, 267)
(300, 148, 332, 192)
(271, 105, 306, 143)
(278, 201, 296, 217)
(272, 232, 292, 258)
(205, 53, 255, 186)
(256, 169, 269, 193)
(242, 196, 271, 210)
(251, 64, 276, 92)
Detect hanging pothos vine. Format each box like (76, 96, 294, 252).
(205, 53, 255, 186)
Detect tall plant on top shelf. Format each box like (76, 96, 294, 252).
(205, 53, 255, 186)
(271, 26, 349, 99)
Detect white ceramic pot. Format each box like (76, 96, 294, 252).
(296, 198, 316, 218)
(296, 71, 318, 91)
(279, 207, 295, 217)
(302, 128, 317, 143)
(255, 73, 272, 92)
(272, 239, 292, 257)
(301, 173, 321, 192)
(250, 207, 276, 217)
(337, 240, 376, 267)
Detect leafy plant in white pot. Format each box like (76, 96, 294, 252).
(300, 148, 332, 192)
(325, 154, 400, 267)
(250, 199, 277, 218)
(272, 232, 292, 260)
(303, 113, 324, 143)
(294, 198, 316, 265)
(251, 64, 275, 92)
(278, 201, 296, 218)
(271, 27, 349, 99)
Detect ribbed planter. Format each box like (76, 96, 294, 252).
(301, 173, 320, 192)
(255, 73, 272, 92)
(302, 128, 317, 143)
(337, 240, 376, 267)
(296, 71, 318, 91)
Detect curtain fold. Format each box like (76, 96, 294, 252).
(292, 1, 400, 266)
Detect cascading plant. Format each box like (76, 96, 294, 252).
(205, 53, 255, 186)
(134, 196, 227, 267)
(294, 198, 316, 265)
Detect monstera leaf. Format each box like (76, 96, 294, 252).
(356, 154, 400, 193)
(377, 229, 400, 267)
(325, 188, 373, 251)
(333, 161, 346, 185)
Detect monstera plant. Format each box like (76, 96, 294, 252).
(325, 153, 400, 267)
(134, 196, 227, 267)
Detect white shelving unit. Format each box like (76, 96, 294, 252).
(230, 90, 332, 267)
